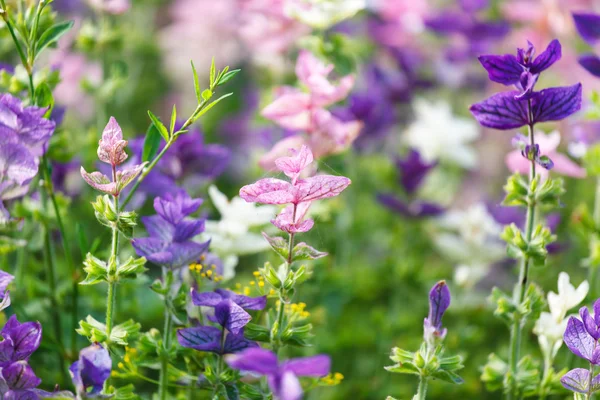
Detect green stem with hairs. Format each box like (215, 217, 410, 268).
(158, 268, 173, 400)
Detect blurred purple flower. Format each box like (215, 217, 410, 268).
(70, 343, 111, 398)
(573, 12, 600, 78)
(424, 281, 451, 343)
(177, 325, 257, 355)
(0, 64, 14, 74)
(0, 140, 38, 201)
(0, 315, 42, 366)
(132, 192, 210, 269)
(0, 93, 55, 158)
(190, 288, 266, 334)
(377, 194, 444, 219)
(226, 348, 330, 400)
(51, 159, 84, 197)
(396, 150, 437, 194)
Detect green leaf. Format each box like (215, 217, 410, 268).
(192, 92, 233, 121)
(432, 369, 464, 384)
(209, 57, 216, 87)
(218, 69, 241, 86)
(262, 232, 288, 261)
(34, 83, 54, 114)
(110, 319, 141, 345)
(77, 315, 108, 342)
(201, 88, 213, 101)
(35, 20, 75, 57)
(118, 256, 147, 280)
(244, 323, 270, 342)
(147, 110, 169, 142)
(170, 104, 177, 135)
(191, 61, 201, 103)
(80, 253, 108, 285)
(384, 362, 420, 375)
(142, 123, 162, 162)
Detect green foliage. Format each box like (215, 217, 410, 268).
(489, 284, 546, 326)
(481, 354, 540, 397)
(501, 224, 555, 266)
(386, 343, 464, 385)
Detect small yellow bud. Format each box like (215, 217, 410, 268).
(253, 271, 260, 277)
(258, 281, 265, 288)
(334, 372, 344, 381)
(244, 287, 251, 296)
(118, 362, 125, 369)
(206, 270, 213, 277)
(124, 355, 130, 363)
(249, 281, 255, 286)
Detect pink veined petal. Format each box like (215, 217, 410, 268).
(97, 117, 128, 166)
(239, 178, 295, 204)
(80, 167, 117, 195)
(116, 162, 147, 194)
(294, 175, 351, 203)
(261, 91, 312, 131)
(259, 136, 308, 172)
(274, 145, 314, 182)
(271, 202, 314, 233)
(549, 152, 586, 178)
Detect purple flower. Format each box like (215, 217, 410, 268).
(573, 12, 600, 78)
(69, 343, 111, 398)
(132, 192, 210, 269)
(177, 325, 257, 355)
(0, 315, 42, 366)
(0, 93, 55, 158)
(0, 360, 73, 399)
(1, 136, 41, 203)
(226, 348, 330, 400)
(561, 368, 600, 394)
(564, 316, 600, 364)
(51, 159, 84, 197)
(512, 134, 554, 170)
(190, 288, 266, 334)
(377, 194, 443, 219)
(423, 281, 451, 343)
(396, 150, 437, 194)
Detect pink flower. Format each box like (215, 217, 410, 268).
(506, 130, 586, 179)
(240, 145, 351, 233)
(97, 117, 128, 167)
(88, 0, 130, 14)
(261, 51, 355, 131)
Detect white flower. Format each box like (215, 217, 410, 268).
(434, 203, 504, 266)
(204, 185, 276, 279)
(404, 99, 479, 169)
(284, 0, 366, 29)
(547, 272, 589, 322)
(534, 272, 588, 359)
(454, 264, 487, 289)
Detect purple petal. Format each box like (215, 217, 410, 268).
(166, 240, 209, 268)
(573, 12, 600, 45)
(530, 84, 582, 124)
(469, 91, 529, 130)
(578, 54, 600, 78)
(561, 368, 590, 393)
(594, 299, 600, 327)
(531, 39, 561, 74)
(215, 299, 251, 334)
(564, 316, 596, 362)
(131, 237, 167, 261)
(71, 343, 111, 396)
(395, 150, 436, 194)
(282, 355, 331, 377)
(274, 371, 303, 400)
(377, 194, 443, 218)
(173, 219, 205, 242)
(427, 281, 451, 331)
(214, 289, 267, 311)
(580, 306, 599, 340)
(0, 271, 14, 298)
(0, 142, 37, 186)
(153, 193, 202, 225)
(177, 326, 222, 353)
(226, 348, 279, 375)
(478, 54, 523, 85)
(190, 289, 224, 307)
(141, 215, 175, 242)
(223, 333, 259, 354)
(0, 316, 42, 362)
(2, 361, 41, 389)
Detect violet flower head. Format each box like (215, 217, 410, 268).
(240, 145, 351, 234)
(132, 192, 210, 269)
(81, 117, 147, 196)
(226, 348, 331, 400)
(70, 343, 111, 398)
(423, 281, 451, 343)
(396, 149, 437, 195)
(573, 12, 600, 78)
(189, 288, 266, 334)
(0, 93, 55, 158)
(470, 40, 582, 130)
(0, 315, 42, 366)
(0, 361, 43, 399)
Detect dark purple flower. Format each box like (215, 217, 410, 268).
(177, 325, 257, 355)
(190, 288, 266, 334)
(561, 368, 600, 394)
(0, 64, 14, 74)
(478, 40, 561, 95)
(377, 194, 443, 219)
(0, 360, 73, 399)
(470, 84, 582, 130)
(0, 93, 55, 158)
(0, 315, 42, 366)
(132, 192, 210, 269)
(578, 54, 600, 78)
(226, 348, 330, 400)
(563, 315, 600, 364)
(0, 271, 14, 299)
(395, 150, 437, 194)
(573, 13, 600, 46)
(69, 343, 111, 398)
(423, 281, 451, 343)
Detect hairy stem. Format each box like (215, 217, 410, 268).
(415, 376, 429, 400)
(507, 103, 537, 400)
(159, 268, 173, 400)
(105, 189, 120, 336)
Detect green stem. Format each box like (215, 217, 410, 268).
(105, 191, 120, 336)
(588, 177, 600, 300)
(120, 98, 210, 210)
(507, 108, 537, 400)
(159, 268, 173, 400)
(0, 2, 30, 75)
(415, 377, 429, 400)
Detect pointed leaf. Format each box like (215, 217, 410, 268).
(142, 123, 162, 162)
(191, 61, 201, 103)
(148, 110, 169, 141)
(35, 20, 74, 57)
(292, 242, 327, 262)
(218, 69, 241, 86)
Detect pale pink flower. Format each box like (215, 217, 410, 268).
(240, 145, 350, 233)
(88, 0, 130, 14)
(506, 130, 586, 179)
(97, 117, 128, 166)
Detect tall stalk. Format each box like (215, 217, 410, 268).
(105, 166, 120, 336)
(507, 101, 537, 400)
(588, 177, 600, 299)
(158, 267, 173, 400)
